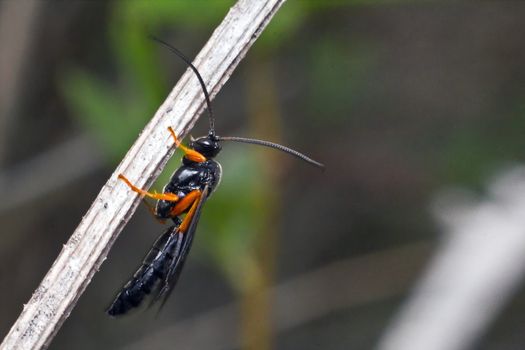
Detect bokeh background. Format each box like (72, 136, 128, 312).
(2, 1, 525, 349)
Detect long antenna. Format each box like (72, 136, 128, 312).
(218, 136, 325, 169)
(150, 36, 216, 138)
(150, 36, 324, 170)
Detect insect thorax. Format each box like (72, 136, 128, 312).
(155, 160, 221, 219)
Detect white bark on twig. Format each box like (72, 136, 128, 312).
(0, 1, 286, 349)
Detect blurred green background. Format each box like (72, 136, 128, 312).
(1, 1, 525, 349)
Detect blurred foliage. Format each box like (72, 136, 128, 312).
(18, 1, 525, 348)
(307, 37, 377, 124)
(440, 105, 525, 189)
(198, 147, 264, 290)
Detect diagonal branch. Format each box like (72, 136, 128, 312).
(0, 1, 287, 349)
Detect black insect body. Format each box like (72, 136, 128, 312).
(107, 37, 323, 317)
(107, 225, 182, 316)
(156, 158, 222, 220)
(108, 136, 219, 317)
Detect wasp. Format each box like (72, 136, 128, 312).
(107, 37, 324, 316)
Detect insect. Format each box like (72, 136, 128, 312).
(107, 37, 324, 316)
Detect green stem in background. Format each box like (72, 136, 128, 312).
(238, 56, 283, 350)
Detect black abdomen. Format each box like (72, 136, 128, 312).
(107, 226, 183, 316)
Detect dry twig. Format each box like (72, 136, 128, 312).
(0, 0, 286, 349)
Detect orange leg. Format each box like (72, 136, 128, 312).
(169, 190, 201, 217)
(167, 127, 206, 163)
(118, 174, 179, 202)
(178, 190, 202, 234)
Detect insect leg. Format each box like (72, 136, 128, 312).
(178, 190, 202, 234)
(168, 189, 201, 217)
(167, 127, 206, 163)
(118, 174, 179, 202)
